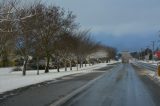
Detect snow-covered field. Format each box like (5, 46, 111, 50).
(0, 61, 118, 94)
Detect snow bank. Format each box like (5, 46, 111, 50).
(0, 62, 118, 94)
(139, 60, 160, 66)
(131, 61, 160, 87)
(144, 70, 160, 86)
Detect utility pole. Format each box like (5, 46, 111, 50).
(151, 41, 156, 63)
(146, 46, 149, 61)
(157, 40, 160, 51)
(141, 48, 143, 60)
(138, 50, 140, 60)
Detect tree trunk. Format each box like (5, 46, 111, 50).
(85, 60, 87, 67)
(37, 57, 39, 75)
(57, 58, 60, 72)
(76, 60, 79, 71)
(64, 60, 67, 71)
(57, 62, 60, 72)
(82, 61, 83, 68)
(80, 59, 82, 68)
(69, 60, 72, 70)
(22, 56, 28, 76)
(77, 64, 78, 71)
(45, 56, 50, 73)
(80, 59, 83, 68)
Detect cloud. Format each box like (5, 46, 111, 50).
(46, 0, 160, 37)
(42, 0, 160, 51)
(92, 32, 158, 51)
(90, 23, 160, 37)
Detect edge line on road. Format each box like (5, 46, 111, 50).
(49, 65, 118, 106)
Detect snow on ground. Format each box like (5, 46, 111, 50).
(135, 60, 160, 86)
(144, 70, 160, 86)
(138, 60, 160, 66)
(0, 61, 118, 94)
(0, 67, 13, 75)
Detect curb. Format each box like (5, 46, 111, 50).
(49, 67, 116, 106)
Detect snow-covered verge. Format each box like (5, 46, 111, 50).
(0, 67, 13, 75)
(132, 61, 160, 86)
(0, 61, 118, 94)
(144, 70, 160, 86)
(138, 60, 160, 66)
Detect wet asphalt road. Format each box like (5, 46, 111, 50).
(1, 63, 160, 106)
(0, 65, 114, 106)
(63, 64, 160, 106)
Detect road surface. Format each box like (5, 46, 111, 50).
(63, 64, 160, 106)
(0, 63, 160, 106)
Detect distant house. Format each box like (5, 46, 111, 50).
(145, 54, 150, 60)
(155, 51, 160, 59)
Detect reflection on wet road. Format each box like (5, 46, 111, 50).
(64, 64, 159, 106)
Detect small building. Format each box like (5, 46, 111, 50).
(155, 51, 160, 60)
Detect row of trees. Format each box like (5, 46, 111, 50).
(131, 48, 152, 60)
(0, 0, 116, 75)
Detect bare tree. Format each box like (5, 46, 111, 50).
(55, 33, 76, 71)
(0, 0, 17, 67)
(72, 30, 95, 70)
(0, 0, 117, 75)
(14, 4, 38, 75)
(31, 5, 68, 73)
(54, 11, 77, 72)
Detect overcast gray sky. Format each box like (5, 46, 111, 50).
(32, 0, 160, 51)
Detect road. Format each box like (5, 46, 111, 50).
(0, 63, 160, 106)
(63, 64, 160, 106)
